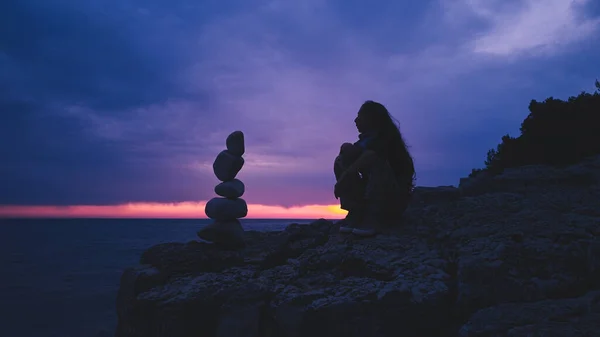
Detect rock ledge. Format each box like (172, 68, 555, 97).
(116, 156, 600, 337)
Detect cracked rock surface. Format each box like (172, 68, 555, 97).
(115, 156, 600, 337)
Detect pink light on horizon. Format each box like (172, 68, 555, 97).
(0, 202, 347, 219)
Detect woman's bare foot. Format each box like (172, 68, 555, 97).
(336, 210, 362, 234)
(351, 212, 381, 237)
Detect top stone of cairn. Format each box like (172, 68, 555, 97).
(226, 131, 245, 156)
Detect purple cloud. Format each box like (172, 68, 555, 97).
(1, 0, 600, 207)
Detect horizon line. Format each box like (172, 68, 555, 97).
(0, 202, 347, 219)
(0, 216, 333, 220)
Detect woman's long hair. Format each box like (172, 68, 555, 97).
(359, 100, 416, 192)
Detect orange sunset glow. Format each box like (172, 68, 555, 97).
(0, 202, 348, 219)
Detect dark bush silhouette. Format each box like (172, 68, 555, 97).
(470, 80, 600, 177)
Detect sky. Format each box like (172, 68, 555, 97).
(1, 0, 599, 219)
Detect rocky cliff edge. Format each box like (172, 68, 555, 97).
(115, 156, 600, 337)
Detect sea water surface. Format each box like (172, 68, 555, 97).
(0, 218, 312, 337)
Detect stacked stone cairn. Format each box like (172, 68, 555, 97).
(197, 131, 247, 249)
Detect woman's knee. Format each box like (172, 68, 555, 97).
(340, 143, 363, 165)
(340, 142, 354, 154)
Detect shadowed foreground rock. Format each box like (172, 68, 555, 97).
(116, 156, 600, 337)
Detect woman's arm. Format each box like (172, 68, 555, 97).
(344, 149, 378, 174)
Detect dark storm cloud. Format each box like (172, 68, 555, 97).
(1, 0, 599, 209)
(0, 0, 215, 205)
(0, 1, 187, 110)
(0, 96, 212, 205)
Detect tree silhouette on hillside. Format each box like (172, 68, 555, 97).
(470, 80, 600, 177)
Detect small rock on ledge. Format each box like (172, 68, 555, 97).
(204, 197, 248, 220)
(226, 130, 245, 156)
(197, 219, 245, 249)
(213, 150, 244, 182)
(214, 179, 245, 198)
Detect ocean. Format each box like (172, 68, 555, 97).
(0, 218, 313, 337)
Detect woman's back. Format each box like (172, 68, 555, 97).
(363, 133, 415, 192)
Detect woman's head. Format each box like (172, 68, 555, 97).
(354, 100, 390, 134)
(355, 100, 416, 189)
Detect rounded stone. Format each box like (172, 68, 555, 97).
(205, 197, 248, 220)
(215, 179, 245, 198)
(197, 219, 245, 249)
(213, 150, 244, 182)
(226, 131, 245, 156)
